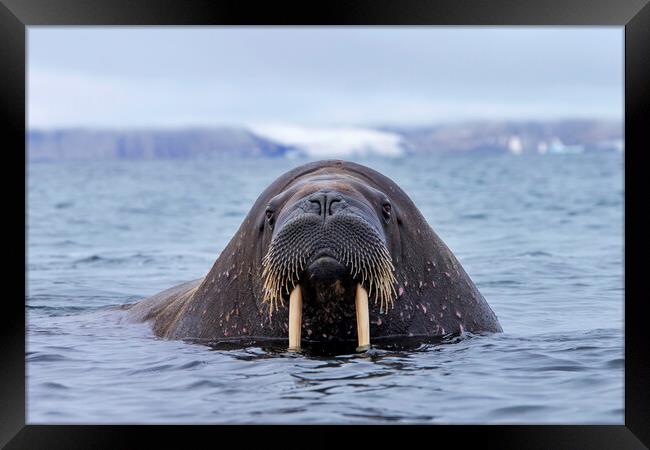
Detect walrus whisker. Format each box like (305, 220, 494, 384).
(261, 214, 398, 318)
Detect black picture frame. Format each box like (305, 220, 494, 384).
(2, 1, 648, 448)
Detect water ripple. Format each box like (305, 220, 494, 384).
(27, 154, 624, 424)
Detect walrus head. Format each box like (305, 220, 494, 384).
(259, 173, 399, 350)
(135, 160, 502, 352)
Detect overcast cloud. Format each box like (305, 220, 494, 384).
(28, 27, 623, 129)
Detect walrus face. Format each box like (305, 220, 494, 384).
(260, 175, 397, 350)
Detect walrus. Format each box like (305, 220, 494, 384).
(125, 160, 501, 352)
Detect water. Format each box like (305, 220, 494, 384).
(27, 153, 624, 424)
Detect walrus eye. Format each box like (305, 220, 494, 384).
(382, 202, 392, 218)
(265, 209, 274, 220)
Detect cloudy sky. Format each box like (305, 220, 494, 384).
(28, 27, 623, 129)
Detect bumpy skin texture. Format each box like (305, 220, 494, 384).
(126, 160, 502, 344)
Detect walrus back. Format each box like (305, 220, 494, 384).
(125, 279, 203, 337)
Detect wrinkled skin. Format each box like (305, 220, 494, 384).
(126, 160, 502, 349)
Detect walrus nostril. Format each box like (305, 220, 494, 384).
(309, 192, 342, 217)
(309, 196, 323, 216)
(328, 197, 342, 215)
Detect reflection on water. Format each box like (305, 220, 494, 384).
(27, 153, 623, 423)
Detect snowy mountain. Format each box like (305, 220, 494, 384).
(27, 120, 622, 161)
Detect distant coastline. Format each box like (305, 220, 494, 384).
(27, 119, 623, 162)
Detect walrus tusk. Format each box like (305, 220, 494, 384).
(288, 285, 302, 351)
(355, 284, 370, 351)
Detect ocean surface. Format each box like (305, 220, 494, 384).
(27, 152, 624, 424)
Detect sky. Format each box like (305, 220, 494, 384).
(28, 27, 623, 130)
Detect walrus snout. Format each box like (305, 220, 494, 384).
(261, 208, 396, 314)
(262, 196, 397, 351)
